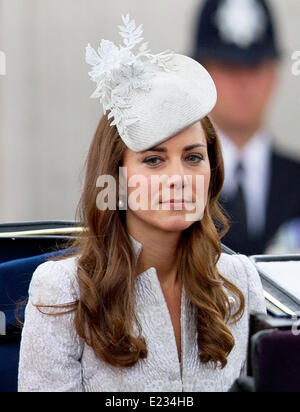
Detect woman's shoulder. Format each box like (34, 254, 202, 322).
(28, 256, 80, 306)
(217, 253, 266, 313)
(217, 252, 261, 291)
(217, 252, 258, 283)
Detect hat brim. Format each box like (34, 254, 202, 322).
(193, 46, 280, 66)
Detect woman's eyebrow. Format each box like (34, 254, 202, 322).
(143, 143, 206, 153)
(183, 144, 206, 151)
(145, 147, 167, 153)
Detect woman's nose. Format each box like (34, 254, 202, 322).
(166, 159, 187, 189)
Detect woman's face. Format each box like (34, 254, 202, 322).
(122, 121, 211, 232)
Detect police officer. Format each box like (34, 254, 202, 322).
(193, 0, 300, 255)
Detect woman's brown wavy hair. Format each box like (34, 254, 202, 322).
(40, 114, 245, 369)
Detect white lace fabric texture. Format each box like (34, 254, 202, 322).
(18, 248, 266, 392)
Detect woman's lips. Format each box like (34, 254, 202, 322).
(160, 200, 193, 203)
(159, 200, 194, 208)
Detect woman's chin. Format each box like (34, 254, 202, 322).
(126, 209, 201, 233)
(152, 214, 195, 232)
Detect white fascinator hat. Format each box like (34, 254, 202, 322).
(86, 13, 217, 152)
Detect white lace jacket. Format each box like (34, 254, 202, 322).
(18, 237, 266, 392)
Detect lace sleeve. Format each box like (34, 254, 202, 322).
(18, 260, 84, 392)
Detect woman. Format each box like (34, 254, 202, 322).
(18, 14, 266, 392)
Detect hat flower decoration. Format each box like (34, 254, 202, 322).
(86, 14, 175, 140)
(86, 13, 217, 152)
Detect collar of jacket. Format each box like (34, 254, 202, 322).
(129, 234, 143, 262)
(128, 234, 188, 310)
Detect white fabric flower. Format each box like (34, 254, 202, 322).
(85, 13, 175, 141)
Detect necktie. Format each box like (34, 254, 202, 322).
(231, 162, 248, 237)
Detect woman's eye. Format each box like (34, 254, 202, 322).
(186, 153, 204, 163)
(142, 156, 162, 166)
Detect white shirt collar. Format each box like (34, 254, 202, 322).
(217, 128, 272, 236)
(217, 128, 271, 194)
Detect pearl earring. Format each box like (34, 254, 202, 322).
(118, 196, 126, 209)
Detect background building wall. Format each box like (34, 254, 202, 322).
(0, 0, 300, 222)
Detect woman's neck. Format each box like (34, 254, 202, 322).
(126, 215, 181, 288)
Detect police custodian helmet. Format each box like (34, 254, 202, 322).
(193, 0, 281, 65)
